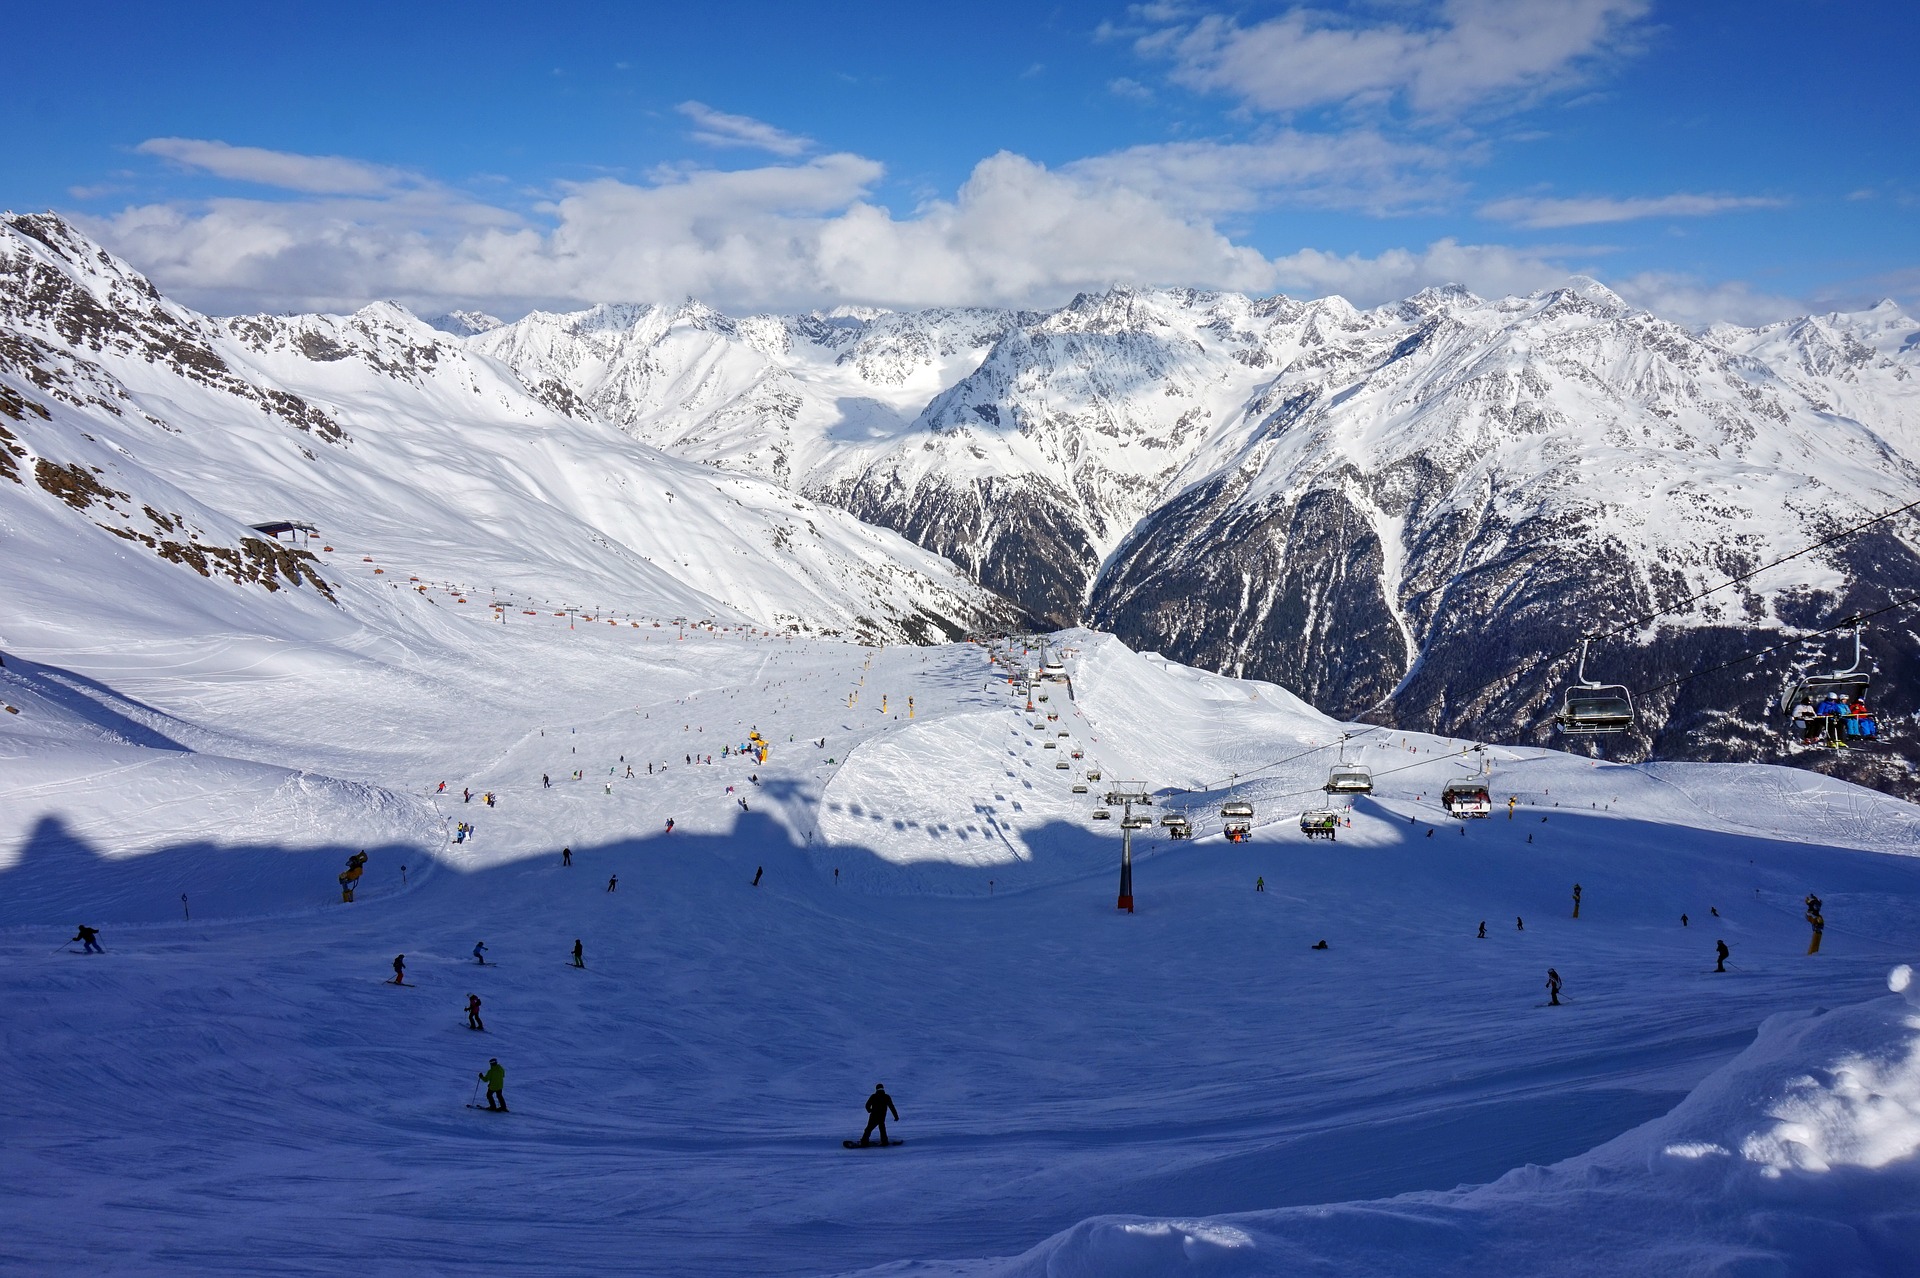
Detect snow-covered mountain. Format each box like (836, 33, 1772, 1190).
(0, 214, 1018, 645)
(468, 281, 1920, 790)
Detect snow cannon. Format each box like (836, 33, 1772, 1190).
(338, 851, 369, 903)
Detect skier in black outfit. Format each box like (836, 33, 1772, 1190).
(1716, 939, 1730, 972)
(572, 939, 585, 968)
(392, 954, 407, 985)
(860, 1084, 899, 1146)
(1477, 921, 1486, 939)
(1545, 968, 1563, 1006)
(752, 866, 763, 886)
(71, 925, 103, 954)
(467, 994, 485, 1030)
(562, 846, 572, 866)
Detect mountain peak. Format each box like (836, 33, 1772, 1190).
(425, 309, 504, 337)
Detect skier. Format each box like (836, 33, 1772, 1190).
(1571, 884, 1582, 919)
(1255, 876, 1264, 892)
(467, 994, 485, 1031)
(1681, 913, 1689, 926)
(1477, 921, 1486, 939)
(752, 866, 763, 887)
(478, 1058, 507, 1111)
(71, 924, 103, 954)
(858, 1084, 899, 1146)
(606, 875, 618, 893)
(1715, 939, 1730, 973)
(391, 954, 407, 985)
(473, 941, 488, 966)
(464, 788, 472, 803)
(543, 773, 550, 789)
(1545, 968, 1563, 1006)
(562, 846, 572, 867)
(437, 781, 446, 793)
(1311, 939, 1329, 950)
(665, 818, 675, 834)
(738, 796, 749, 812)
(572, 939, 585, 969)
(1516, 916, 1524, 932)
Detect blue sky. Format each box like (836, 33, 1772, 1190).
(9, 0, 1914, 322)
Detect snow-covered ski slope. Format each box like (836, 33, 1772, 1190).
(7, 537, 1920, 1278)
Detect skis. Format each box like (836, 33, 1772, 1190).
(389, 980, 414, 987)
(843, 1139, 904, 1148)
(465, 1105, 511, 1113)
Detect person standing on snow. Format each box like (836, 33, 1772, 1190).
(752, 866, 763, 886)
(606, 875, 618, 893)
(1715, 939, 1730, 973)
(478, 1058, 507, 1111)
(665, 818, 675, 834)
(473, 941, 488, 966)
(1477, 921, 1486, 939)
(391, 954, 408, 985)
(1545, 968, 1563, 1006)
(562, 846, 572, 867)
(859, 1084, 900, 1146)
(71, 924, 103, 954)
(467, 994, 485, 1031)
(1571, 884, 1582, 919)
(572, 939, 585, 969)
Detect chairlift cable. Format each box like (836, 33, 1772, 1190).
(1623, 591, 1920, 702)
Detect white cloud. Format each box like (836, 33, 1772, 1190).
(1480, 192, 1786, 228)
(675, 102, 813, 157)
(1066, 130, 1464, 216)
(136, 137, 417, 195)
(1142, 0, 1649, 115)
(82, 140, 1812, 328)
(1268, 238, 1575, 305)
(1611, 271, 1808, 327)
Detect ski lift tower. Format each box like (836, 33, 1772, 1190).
(1106, 782, 1154, 913)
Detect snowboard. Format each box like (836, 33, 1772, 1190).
(843, 1139, 903, 1148)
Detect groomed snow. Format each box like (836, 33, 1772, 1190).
(6, 577, 1920, 1274)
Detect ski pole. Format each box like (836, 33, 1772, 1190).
(470, 1077, 482, 1108)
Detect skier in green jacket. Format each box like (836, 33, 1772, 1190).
(479, 1058, 507, 1111)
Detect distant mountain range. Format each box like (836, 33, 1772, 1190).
(464, 277, 1920, 791)
(6, 211, 1917, 791)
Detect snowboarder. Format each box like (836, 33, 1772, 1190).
(606, 875, 618, 893)
(1715, 939, 1730, 973)
(1545, 968, 1563, 1006)
(572, 939, 584, 969)
(391, 954, 407, 985)
(738, 796, 749, 812)
(665, 818, 675, 834)
(1571, 884, 1582, 919)
(1477, 921, 1486, 939)
(562, 846, 572, 867)
(467, 994, 485, 1031)
(473, 941, 488, 966)
(1255, 876, 1264, 892)
(479, 1058, 507, 1111)
(859, 1084, 899, 1146)
(752, 866, 763, 887)
(71, 924, 103, 954)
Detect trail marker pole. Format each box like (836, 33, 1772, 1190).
(181, 893, 190, 922)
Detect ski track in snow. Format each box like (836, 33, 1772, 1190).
(5, 613, 1920, 1276)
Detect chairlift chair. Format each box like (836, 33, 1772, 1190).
(1300, 810, 1340, 841)
(1221, 799, 1255, 820)
(1092, 807, 1112, 821)
(1223, 819, 1253, 842)
(1087, 769, 1102, 781)
(1121, 812, 1153, 830)
(1553, 638, 1636, 735)
(1779, 618, 1877, 747)
(1325, 764, 1373, 794)
(1055, 759, 1070, 769)
(1441, 779, 1493, 819)
(1072, 782, 1089, 794)
(1163, 814, 1192, 839)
